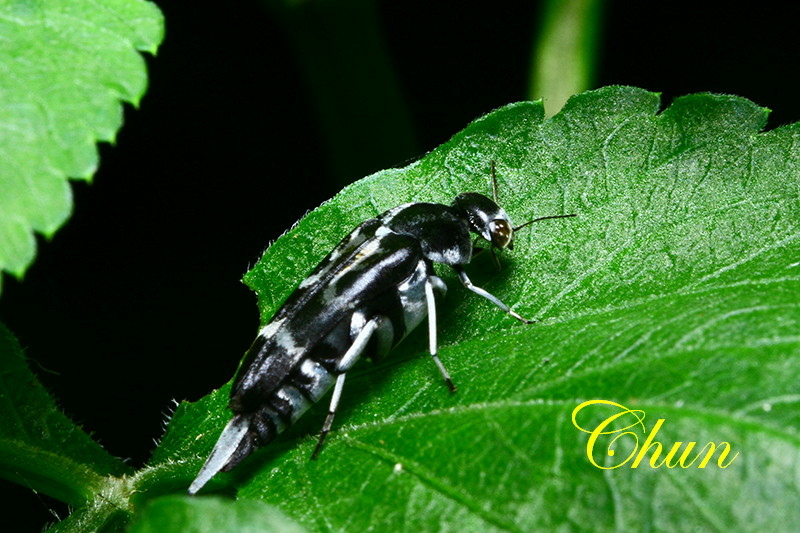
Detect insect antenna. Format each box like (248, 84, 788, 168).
(514, 213, 576, 232)
(488, 161, 575, 233)
(490, 160, 499, 204)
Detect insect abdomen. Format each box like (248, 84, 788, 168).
(224, 314, 358, 460)
(200, 234, 437, 484)
(219, 347, 339, 473)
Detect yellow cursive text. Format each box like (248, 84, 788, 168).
(571, 400, 739, 469)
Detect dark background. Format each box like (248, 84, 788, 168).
(3, 1, 799, 530)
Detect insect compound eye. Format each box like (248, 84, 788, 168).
(489, 219, 513, 249)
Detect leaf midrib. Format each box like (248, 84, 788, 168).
(380, 396, 788, 433)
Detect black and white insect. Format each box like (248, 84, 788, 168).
(188, 164, 574, 495)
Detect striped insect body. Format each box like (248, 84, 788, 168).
(188, 166, 574, 495)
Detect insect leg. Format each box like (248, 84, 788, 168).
(311, 372, 346, 460)
(425, 277, 456, 392)
(470, 241, 502, 271)
(489, 247, 502, 271)
(452, 265, 535, 324)
(311, 315, 384, 459)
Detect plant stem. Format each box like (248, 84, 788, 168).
(529, 0, 603, 116)
(264, 0, 418, 185)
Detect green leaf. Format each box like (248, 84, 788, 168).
(151, 87, 799, 530)
(127, 495, 307, 533)
(0, 0, 164, 288)
(0, 322, 131, 507)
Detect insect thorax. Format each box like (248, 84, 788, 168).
(380, 203, 473, 265)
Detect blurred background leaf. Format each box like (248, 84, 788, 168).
(127, 495, 306, 533)
(0, 323, 131, 507)
(0, 0, 163, 288)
